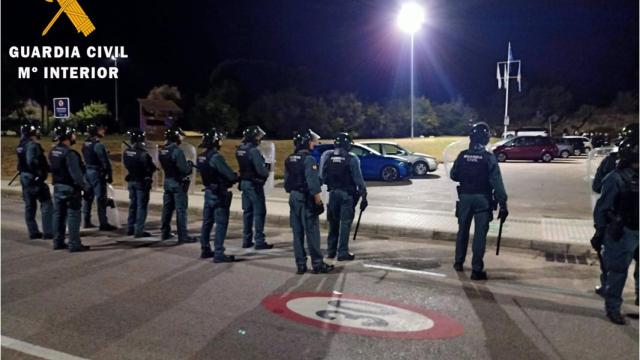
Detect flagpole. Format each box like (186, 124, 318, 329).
(503, 42, 511, 137)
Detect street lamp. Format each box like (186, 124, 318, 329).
(397, 2, 426, 138)
(111, 56, 119, 129)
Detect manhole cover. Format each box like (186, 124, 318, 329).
(365, 258, 441, 270)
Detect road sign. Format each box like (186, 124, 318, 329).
(262, 292, 464, 339)
(53, 98, 70, 118)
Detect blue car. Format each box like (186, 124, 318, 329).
(311, 143, 412, 182)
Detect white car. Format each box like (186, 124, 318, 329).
(360, 141, 438, 176)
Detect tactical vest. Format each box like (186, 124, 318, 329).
(159, 145, 180, 180)
(617, 171, 639, 230)
(457, 150, 491, 194)
(49, 145, 75, 186)
(82, 138, 101, 168)
(123, 146, 149, 181)
(325, 151, 356, 193)
(197, 149, 221, 187)
(284, 151, 308, 193)
(236, 143, 261, 181)
(16, 139, 29, 173)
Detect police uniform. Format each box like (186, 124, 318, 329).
(323, 148, 366, 259)
(123, 143, 156, 237)
(595, 167, 639, 323)
(17, 137, 53, 239)
(159, 142, 194, 242)
(49, 143, 87, 251)
(82, 136, 113, 228)
(450, 144, 508, 276)
(285, 148, 325, 269)
(236, 141, 270, 248)
(198, 148, 238, 259)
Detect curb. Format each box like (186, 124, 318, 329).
(1, 188, 592, 255)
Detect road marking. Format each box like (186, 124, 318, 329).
(1, 335, 88, 360)
(362, 263, 446, 278)
(262, 292, 464, 339)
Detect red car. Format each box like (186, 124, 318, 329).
(491, 136, 558, 162)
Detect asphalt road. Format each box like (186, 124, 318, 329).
(268, 156, 593, 219)
(2, 198, 637, 359)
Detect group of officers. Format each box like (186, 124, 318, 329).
(15, 122, 366, 273)
(15, 120, 638, 323)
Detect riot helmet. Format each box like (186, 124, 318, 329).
(20, 121, 41, 139)
(621, 123, 639, 141)
(86, 121, 107, 137)
(334, 132, 353, 151)
(52, 125, 76, 145)
(470, 122, 491, 146)
(294, 129, 320, 150)
(127, 129, 146, 144)
(242, 125, 266, 144)
(200, 128, 225, 148)
(618, 138, 639, 167)
(164, 126, 186, 144)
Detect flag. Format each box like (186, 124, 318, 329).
(508, 42, 513, 62)
(503, 63, 509, 89)
(497, 64, 502, 89)
(517, 63, 522, 92)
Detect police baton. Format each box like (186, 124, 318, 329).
(495, 217, 505, 255)
(122, 141, 132, 149)
(353, 208, 364, 242)
(8, 172, 20, 186)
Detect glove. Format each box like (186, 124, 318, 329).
(106, 174, 113, 184)
(498, 202, 509, 221)
(590, 229, 604, 251)
(265, 163, 272, 171)
(313, 201, 325, 216)
(360, 198, 368, 211)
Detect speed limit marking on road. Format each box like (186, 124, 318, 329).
(262, 292, 464, 339)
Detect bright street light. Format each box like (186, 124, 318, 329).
(397, 2, 426, 34)
(397, 2, 426, 138)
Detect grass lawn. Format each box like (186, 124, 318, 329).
(2, 135, 471, 186)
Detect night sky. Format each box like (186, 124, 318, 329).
(2, 0, 638, 123)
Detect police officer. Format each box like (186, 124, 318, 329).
(123, 129, 157, 238)
(322, 133, 367, 261)
(49, 125, 90, 252)
(159, 127, 198, 243)
(594, 138, 639, 325)
(285, 129, 334, 274)
(197, 128, 238, 262)
(591, 123, 638, 297)
(236, 125, 273, 250)
(82, 122, 117, 230)
(17, 121, 53, 239)
(450, 122, 508, 280)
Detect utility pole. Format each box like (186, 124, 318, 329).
(496, 42, 522, 138)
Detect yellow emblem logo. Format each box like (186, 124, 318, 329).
(42, 0, 95, 37)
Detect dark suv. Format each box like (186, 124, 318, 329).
(491, 136, 558, 163)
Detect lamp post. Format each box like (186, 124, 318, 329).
(397, 2, 426, 138)
(111, 56, 119, 129)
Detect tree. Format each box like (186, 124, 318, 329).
(323, 93, 365, 136)
(382, 97, 438, 137)
(190, 92, 240, 134)
(433, 98, 478, 135)
(70, 101, 111, 131)
(609, 91, 639, 114)
(147, 85, 182, 104)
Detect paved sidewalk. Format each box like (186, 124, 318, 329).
(1, 180, 594, 254)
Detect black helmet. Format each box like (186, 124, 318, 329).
(20, 121, 41, 139)
(200, 128, 225, 148)
(243, 125, 266, 143)
(621, 123, 639, 140)
(52, 125, 76, 143)
(618, 138, 639, 166)
(470, 122, 491, 146)
(164, 126, 186, 143)
(86, 122, 106, 137)
(127, 129, 146, 144)
(294, 129, 320, 150)
(334, 132, 353, 150)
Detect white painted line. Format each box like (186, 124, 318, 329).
(1, 335, 89, 360)
(362, 263, 446, 278)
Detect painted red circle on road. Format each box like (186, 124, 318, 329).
(262, 292, 464, 339)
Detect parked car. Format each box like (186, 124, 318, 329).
(561, 136, 593, 155)
(359, 141, 438, 176)
(491, 136, 558, 162)
(552, 138, 574, 158)
(312, 143, 412, 182)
